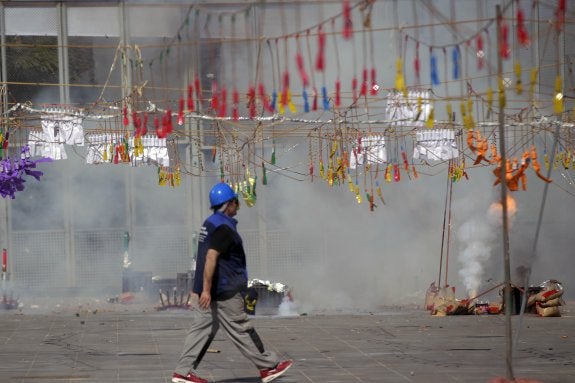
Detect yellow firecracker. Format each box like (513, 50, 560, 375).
(554, 75, 564, 115)
(395, 57, 406, 96)
(515, 61, 523, 95)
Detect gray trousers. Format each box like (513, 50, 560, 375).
(174, 293, 279, 376)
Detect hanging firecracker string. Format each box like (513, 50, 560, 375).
(217, 14, 227, 119)
(516, 6, 530, 47)
(401, 144, 410, 179)
(553, 75, 564, 115)
(476, 33, 484, 71)
(368, 17, 377, 97)
(243, 10, 256, 119)
(514, 61, 523, 95)
(194, 72, 202, 111)
(187, 83, 194, 113)
(484, 29, 494, 119)
(499, 16, 510, 60)
(498, 75, 506, 109)
(318, 127, 325, 181)
(426, 101, 435, 129)
(175, 31, 185, 126)
(452, 45, 461, 80)
(211, 78, 219, 115)
(248, 83, 257, 118)
(414, 41, 421, 83)
(315, 24, 326, 72)
(229, 15, 239, 120)
(555, 0, 566, 32)
(395, 57, 406, 96)
(154, 114, 162, 138)
(308, 134, 314, 181)
(178, 96, 185, 125)
(342, 0, 353, 40)
(166, 108, 173, 134)
(295, 35, 309, 88)
(254, 36, 271, 115)
(430, 48, 440, 86)
(274, 39, 285, 115)
(411, 1, 421, 85)
(513, 4, 526, 96)
(305, 30, 318, 111)
(123, 105, 129, 127)
(265, 40, 277, 113)
(360, 66, 368, 98)
(142, 112, 148, 136)
(132, 110, 140, 136)
(219, 83, 227, 118)
(283, 37, 297, 114)
(314, 24, 330, 111)
(365, 165, 374, 211)
(330, 19, 341, 109)
(295, 34, 311, 113)
(228, 88, 238, 120)
(351, 34, 358, 103)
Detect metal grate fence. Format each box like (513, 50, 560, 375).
(10, 226, 314, 297)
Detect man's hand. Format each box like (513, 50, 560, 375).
(199, 290, 212, 310)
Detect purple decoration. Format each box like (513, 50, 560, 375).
(0, 145, 52, 199)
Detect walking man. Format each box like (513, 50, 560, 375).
(172, 182, 293, 383)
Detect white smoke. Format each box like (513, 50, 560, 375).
(457, 196, 518, 298)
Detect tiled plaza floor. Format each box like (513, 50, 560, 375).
(0, 297, 573, 383)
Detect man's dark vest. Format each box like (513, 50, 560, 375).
(193, 211, 248, 300)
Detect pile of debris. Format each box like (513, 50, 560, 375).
(425, 280, 565, 317)
(156, 288, 191, 311)
(526, 280, 564, 317)
(247, 279, 288, 308)
(1, 290, 18, 310)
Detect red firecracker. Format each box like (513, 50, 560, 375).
(178, 97, 185, 125)
(187, 84, 194, 112)
(335, 80, 341, 108)
(517, 8, 530, 46)
(555, 0, 566, 31)
(360, 68, 368, 96)
(123, 106, 129, 126)
(165, 108, 173, 134)
(194, 73, 201, 107)
(499, 20, 510, 59)
(211, 79, 219, 113)
(296, 51, 309, 88)
(476, 34, 484, 70)
(232, 88, 239, 120)
(370, 67, 378, 95)
(414, 42, 421, 80)
(315, 25, 326, 71)
(342, 0, 353, 39)
(248, 85, 256, 119)
(259, 83, 273, 113)
(142, 112, 148, 136)
(219, 86, 227, 118)
(282, 71, 290, 107)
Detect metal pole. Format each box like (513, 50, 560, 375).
(0, 2, 12, 267)
(496, 5, 514, 381)
(0, 3, 7, 108)
(57, 3, 70, 104)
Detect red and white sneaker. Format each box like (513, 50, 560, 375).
(260, 359, 293, 383)
(172, 371, 208, 383)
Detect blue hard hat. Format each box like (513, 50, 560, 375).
(209, 182, 237, 208)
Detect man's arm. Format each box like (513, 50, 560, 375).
(199, 248, 219, 309)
